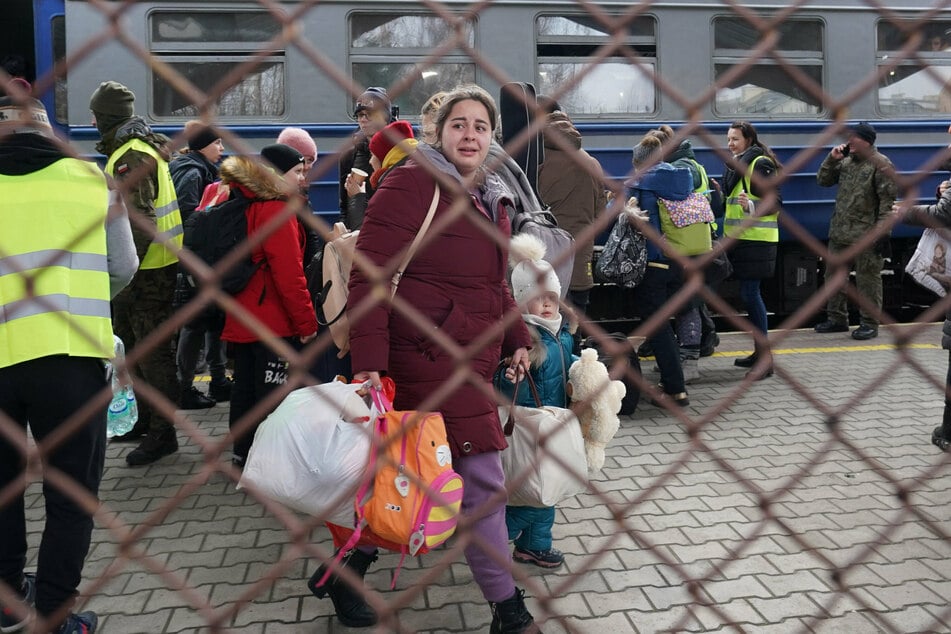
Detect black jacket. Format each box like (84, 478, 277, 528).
(170, 151, 219, 222)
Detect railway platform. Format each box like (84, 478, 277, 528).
(20, 323, 951, 633)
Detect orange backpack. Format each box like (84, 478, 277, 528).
(327, 388, 463, 585)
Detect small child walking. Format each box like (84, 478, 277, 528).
(495, 234, 577, 569)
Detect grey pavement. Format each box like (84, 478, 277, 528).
(20, 323, 951, 633)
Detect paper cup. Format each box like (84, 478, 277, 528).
(350, 168, 368, 185)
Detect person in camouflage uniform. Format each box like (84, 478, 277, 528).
(90, 81, 184, 466)
(815, 122, 898, 340)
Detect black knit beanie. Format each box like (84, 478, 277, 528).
(260, 143, 304, 174)
(188, 126, 220, 152)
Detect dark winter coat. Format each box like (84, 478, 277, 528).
(495, 320, 576, 409)
(905, 184, 951, 349)
(348, 144, 532, 458)
(718, 146, 780, 280)
(170, 151, 218, 221)
(218, 156, 318, 343)
(338, 133, 374, 230)
(538, 113, 606, 291)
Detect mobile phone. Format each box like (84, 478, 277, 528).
(841, 144, 850, 156)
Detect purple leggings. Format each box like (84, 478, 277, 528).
(454, 451, 516, 603)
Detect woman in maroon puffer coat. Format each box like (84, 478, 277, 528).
(309, 86, 540, 633)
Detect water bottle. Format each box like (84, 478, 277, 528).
(106, 336, 138, 438)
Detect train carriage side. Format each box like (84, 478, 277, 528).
(15, 0, 951, 322)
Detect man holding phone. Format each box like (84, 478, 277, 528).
(814, 122, 898, 340)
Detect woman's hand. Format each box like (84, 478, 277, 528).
(507, 347, 530, 381)
(299, 331, 317, 344)
(352, 370, 383, 390)
(737, 191, 751, 212)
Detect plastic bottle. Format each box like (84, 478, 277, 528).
(106, 336, 138, 438)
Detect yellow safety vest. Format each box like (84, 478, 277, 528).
(0, 158, 114, 367)
(690, 159, 710, 195)
(105, 138, 183, 269)
(724, 155, 780, 242)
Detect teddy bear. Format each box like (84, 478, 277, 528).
(568, 348, 626, 472)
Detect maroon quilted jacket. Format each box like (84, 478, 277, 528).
(348, 146, 531, 458)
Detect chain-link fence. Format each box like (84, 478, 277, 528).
(3, 1, 951, 632)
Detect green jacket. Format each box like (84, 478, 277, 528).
(817, 149, 898, 244)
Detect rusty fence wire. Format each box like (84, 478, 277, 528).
(3, 0, 951, 632)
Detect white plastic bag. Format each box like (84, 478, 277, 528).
(238, 382, 374, 525)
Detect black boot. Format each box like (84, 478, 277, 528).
(744, 340, 773, 381)
(209, 377, 233, 402)
(489, 588, 540, 634)
(733, 352, 757, 368)
(180, 385, 216, 409)
(126, 427, 178, 466)
(307, 549, 378, 628)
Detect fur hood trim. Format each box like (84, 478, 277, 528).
(218, 155, 287, 200)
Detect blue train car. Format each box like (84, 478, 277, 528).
(8, 0, 951, 321)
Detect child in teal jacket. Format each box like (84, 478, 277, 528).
(495, 234, 577, 568)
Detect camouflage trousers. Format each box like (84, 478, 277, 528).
(112, 264, 180, 435)
(825, 239, 884, 328)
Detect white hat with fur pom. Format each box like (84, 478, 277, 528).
(509, 233, 562, 307)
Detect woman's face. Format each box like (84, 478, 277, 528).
(200, 139, 224, 164)
(439, 99, 492, 178)
(727, 127, 750, 156)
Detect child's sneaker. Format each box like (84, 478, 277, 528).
(0, 573, 35, 633)
(513, 547, 564, 569)
(55, 611, 97, 634)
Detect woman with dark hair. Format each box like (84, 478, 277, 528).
(307, 85, 539, 633)
(719, 120, 782, 379)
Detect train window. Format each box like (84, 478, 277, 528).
(149, 12, 285, 118)
(535, 15, 656, 116)
(713, 18, 824, 116)
(352, 14, 474, 48)
(877, 20, 951, 115)
(350, 13, 476, 117)
(151, 13, 281, 44)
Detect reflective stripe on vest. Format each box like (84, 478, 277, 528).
(724, 155, 779, 242)
(105, 138, 183, 269)
(0, 158, 114, 366)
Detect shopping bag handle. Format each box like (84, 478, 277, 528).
(503, 367, 543, 436)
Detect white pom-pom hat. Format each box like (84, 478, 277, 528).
(509, 233, 561, 307)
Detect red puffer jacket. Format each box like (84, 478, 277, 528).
(348, 154, 531, 458)
(219, 157, 317, 343)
